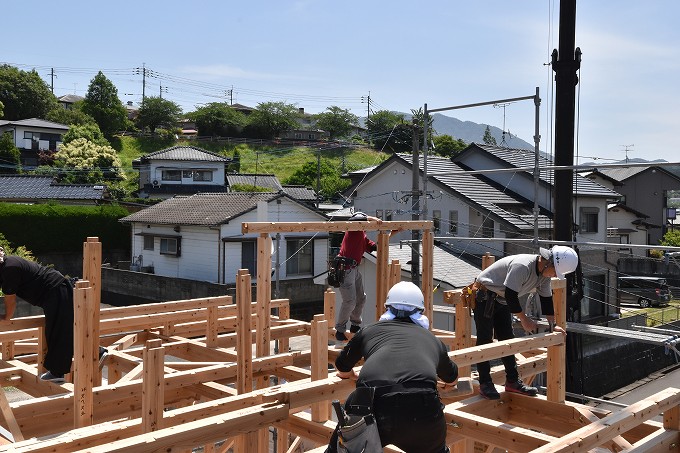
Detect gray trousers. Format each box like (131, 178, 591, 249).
(335, 267, 366, 333)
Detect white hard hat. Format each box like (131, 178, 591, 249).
(541, 245, 578, 279)
(348, 211, 368, 221)
(385, 281, 425, 311)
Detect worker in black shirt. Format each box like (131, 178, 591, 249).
(0, 247, 75, 382)
(334, 281, 458, 453)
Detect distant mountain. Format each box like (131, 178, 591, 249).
(360, 112, 535, 150)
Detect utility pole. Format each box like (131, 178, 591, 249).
(622, 144, 634, 163)
(411, 119, 421, 287)
(50, 68, 56, 94)
(159, 85, 168, 98)
(316, 151, 321, 208)
(551, 0, 580, 243)
(142, 63, 147, 104)
(361, 92, 371, 121)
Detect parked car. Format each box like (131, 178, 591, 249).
(617, 276, 672, 308)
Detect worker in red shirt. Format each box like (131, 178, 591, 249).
(333, 212, 382, 346)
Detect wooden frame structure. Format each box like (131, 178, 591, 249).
(0, 227, 677, 452)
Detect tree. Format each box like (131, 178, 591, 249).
(0, 132, 20, 173)
(432, 134, 467, 158)
(283, 159, 350, 200)
(62, 123, 109, 147)
(136, 96, 182, 133)
(314, 106, 358, 140)
(0, 64, 57, 119)
(54, 137, 124, 183)
(189, 102, 246, 137)
(660, 230, 680, 247)
(0, 100, 4, 117)
(483, 125, 497, 145)
(365, 110, 409, 152)
(46, 104, 96, 127)
(246, 101, 299, 139)
(81, 71, 128, 138)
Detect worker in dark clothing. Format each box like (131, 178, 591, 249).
(334, 281, 458, 453)
(0, 247, 75, 383)
(474, 245, 578, 400)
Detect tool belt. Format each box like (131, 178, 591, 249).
(327, 256, 357, 288)
(460, 281, 486, 311)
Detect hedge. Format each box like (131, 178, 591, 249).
(0, 202, 130, 254)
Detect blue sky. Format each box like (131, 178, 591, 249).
(4, 1, 679, 163)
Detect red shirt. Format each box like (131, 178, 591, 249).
(338, 231, 376, 264)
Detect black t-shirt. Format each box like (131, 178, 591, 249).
(0, 256, 66, 307)
(335, 318, 458, 388)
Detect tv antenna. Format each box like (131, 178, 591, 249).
(621, 144, 634, 163)
(493, 102, 513, 147)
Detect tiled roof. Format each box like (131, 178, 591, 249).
(387, 244, 480, 288)
(58, 94, 84, 104)
(281, 185, 317, 201)
(227, 174, 282, 190)
(397, 154, 552, 231)
(139, 146, 231, 162)
(597, 166, 649, 182)
(466, 143, 620, 198)
(0, 118, 69, 131)
(120, 192, 286, 226)
(0, 175, 107, 201)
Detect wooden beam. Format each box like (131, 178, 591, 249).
(547, 277, 567, 403)
(242, 220, 433, 234)
(530, 387, 680, 453)
(73, 281, 96, 429)
(310, 315, 329, 422)
(0, 388, 23, 442)
(142, 339, 164, 433)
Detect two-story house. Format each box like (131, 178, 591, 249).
(0, 118, 69, 168)
(132, 145, 232, 199)
(595, 166, 680, 246)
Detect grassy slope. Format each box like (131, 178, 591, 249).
(117, 136, 388, 184)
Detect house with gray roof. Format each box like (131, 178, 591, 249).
(596, 165, 680, 246)
(226, 173, 282, 191)
(119, 192, 329, 284)
(0, 175, 108, 205)
(132, 146, 232, 199)
(0, 118, 69, 168)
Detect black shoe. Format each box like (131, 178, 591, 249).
(40, 371, 65, 383)
(335, 331, 348, 341)
(349, 324, 361, 334)
(505, 379, 538, 396)
(479, 381, 500, 400)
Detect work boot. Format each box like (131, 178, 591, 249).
(40, 371, 65, 383)
(504, 379, 538, 396)
(350, 324, 361, 334)
(479, 381, 500, 400)
(335, 331, 348, 348)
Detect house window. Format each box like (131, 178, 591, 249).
(308, 134, 316, 140)
(24, 131, 39, 150)
(580, 207, 599, 233)
(385, 210, 393, 221)
(160, 237, 180, 256)
(162, 170, 182, 181)
(294, 133, 302, 139)
(375, 209, 383, 220)
(449, 210, 458, 235)
(182, 170, 193, 179)
(242, 241, 256, 275)
(432, 210, 441, 233)
(482, 217, 494, 238)
(193, 170, 213, 182)
(286, 239, 313, 275)
(143, 236, 154, 251)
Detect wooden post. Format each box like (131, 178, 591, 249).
(375, 230, 390, 321)
(0, 388, 23, 441)
(142, 339, 164, 433)
(388, 259, 401, 290)
(422, 229, 434, 324)
(547, 277, 567, 403)
(1, 342, 14, 361)
(82, 238, 102, 384)
(311, 314, 330, 422)
(206, 305, 218, 348)
(236, 269, 253, 395)
(74, 280, 95, 428)
(276, 301, 291, 453)
(324, 288, 335, 340)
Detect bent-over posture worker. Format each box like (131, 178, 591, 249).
(474, 245, 578, 399)
(0, 247, 75, 382)
(334, 281, 458, 453)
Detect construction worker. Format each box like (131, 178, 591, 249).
(474, 245, 578, 399)
(333, 211, 380, 347)
(334, 281, 458, 453)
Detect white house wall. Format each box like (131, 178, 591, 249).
(607, 207, 648, 256)
(149, 160, 226, 186)
(353, 159, 505, 257)
(574, 197, 609, 244)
